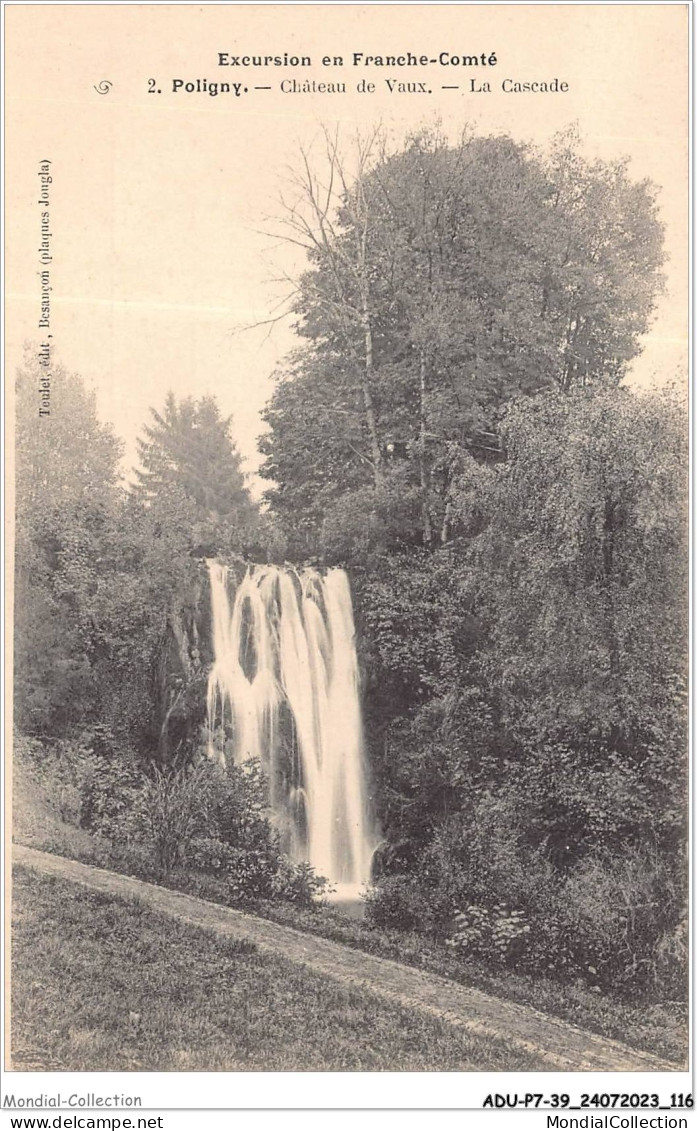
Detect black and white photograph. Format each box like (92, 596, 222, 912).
(3, 0, 691, 1111)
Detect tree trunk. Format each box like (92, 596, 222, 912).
(359, 294, 384, 489)
(603, 497, 622, 682)
(419, 348, 432, 544)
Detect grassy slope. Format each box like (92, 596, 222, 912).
(11, 866, 544, 1072)
(13, 760, 687, 1066)
(246, 902, 688, 1066)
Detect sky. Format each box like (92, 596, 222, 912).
(6, 4, 688, 492)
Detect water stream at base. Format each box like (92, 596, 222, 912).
(206, 562, 377, 891)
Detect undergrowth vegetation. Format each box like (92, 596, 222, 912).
(364, 755, 687, 1000)
(14, 734, 328, 908)
(12, 124, 688, 1050)
(13, 736, 689, 1067)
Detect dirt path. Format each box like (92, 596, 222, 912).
(12, 845, 679, 1072)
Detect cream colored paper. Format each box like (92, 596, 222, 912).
(4, 0, 689, 1098)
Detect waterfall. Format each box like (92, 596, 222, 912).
(206, 561, 377, 894)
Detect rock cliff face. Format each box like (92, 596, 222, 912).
(154, 557, 248, 766)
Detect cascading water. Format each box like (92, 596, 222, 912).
(206, 561, 377, 895)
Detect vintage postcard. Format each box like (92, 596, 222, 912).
(3, 0, 691, 1116)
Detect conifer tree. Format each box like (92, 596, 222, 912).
(134, 392, 258, 554)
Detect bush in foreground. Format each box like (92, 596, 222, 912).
(14, 735, 328, 909)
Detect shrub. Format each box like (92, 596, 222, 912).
(447, 905, 530, 966)
(15, 738, 331, 906)
(121, 758, 275, 880)
(13, 732, 142, 835)
(78, 753, 142, 838)
(187, 835, 239, 875)
(368, 775, 686, 1000)
(365, 873, 436, 932)
(553, 847, 687, 994)
(127, 758, 330, 904)
(198, 758, 273, 857)
(129, 764, 210, 878)
(271, 857, 332, 907)
(224, 846, 281, 902)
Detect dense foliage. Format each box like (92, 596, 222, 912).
(14, 362, 258, 759)
(13, 124, 687, 999)
(15, 736, 327, 907)
(360, 387, 687, 994)
(14, 361, 262, 750)
(260, 129, 686, 996)
(261, 126, 665, 559)
(14, 361, 328, 906)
